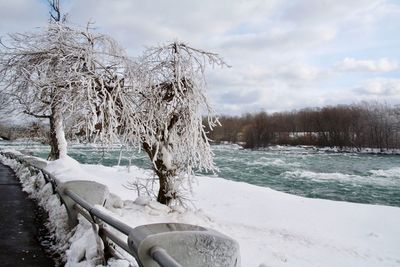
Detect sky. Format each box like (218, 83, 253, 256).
(1, 0, 400, 115)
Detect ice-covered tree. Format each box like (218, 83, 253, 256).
(123, 42, 226, 205)
(0, 20, 132, 159)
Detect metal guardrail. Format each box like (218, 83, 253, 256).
(0, 151, 240, 267)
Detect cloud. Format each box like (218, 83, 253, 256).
(64, 0, 281, 54)
(206, 63, 329, 115)
(335, 57, 398, 72)
(210, 63, 322, 86)
(271, 64, 321, 82)
(282, 0, 382, 24)
(219, 26, 337, 53)
(354, 78, 400, 95)
(0, 0, 47, 34)
(221, 90, 261, 104)
(1, 0, 400, 115)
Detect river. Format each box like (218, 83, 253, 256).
(1, 140, 399, 207)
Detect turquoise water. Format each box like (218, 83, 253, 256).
(212, 145, 400, 207)
(1, 141, 400, 207)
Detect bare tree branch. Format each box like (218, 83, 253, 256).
(0, 22, 133, 159)
(120, 42, 226, 205)
(48, 0, 61, 22)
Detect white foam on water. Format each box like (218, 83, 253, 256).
(368, 167, 400, 178)
(247, 157, 301, 168)
(282, 169, 400, 187)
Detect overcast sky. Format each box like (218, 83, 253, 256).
(1, 0, 399, 115)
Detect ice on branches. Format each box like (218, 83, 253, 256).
(0, 22, 133, 159)
(0, 17, 227, 205)
(120, 42, 227, 205)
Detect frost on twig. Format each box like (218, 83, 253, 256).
(0, 17, 229, 206)
(121, 42, 227, 205)
(0, 22, 133, 159)
(124, 175, 156, 198)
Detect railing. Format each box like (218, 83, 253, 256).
(0, 151, 240, 267)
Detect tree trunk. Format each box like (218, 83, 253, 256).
(156, 171, 172, 205)
(143, 142, 176, 205)
(48, 116, 59, 160)
(47, 106, 68, 160)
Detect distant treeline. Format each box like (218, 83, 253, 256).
(206, 102, 400, 150)
(0, 121, 48, 142)
(2, 102, 399, 151)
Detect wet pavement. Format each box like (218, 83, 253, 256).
(0, 163, 54, 267)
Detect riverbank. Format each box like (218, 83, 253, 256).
(17, 153, 400, 266)
(2, 151, 400, 266)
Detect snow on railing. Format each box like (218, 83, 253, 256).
(0, 151, 240, 267)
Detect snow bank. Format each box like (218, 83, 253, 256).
(193, 177, 400, 267)
(54, 157, 400, 267)
(1, 153, 400, 267)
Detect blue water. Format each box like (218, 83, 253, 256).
(1, 141, 399, 207)
(211, 145, 400, 207)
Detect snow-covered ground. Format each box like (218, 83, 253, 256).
(2, 152, 400, 267)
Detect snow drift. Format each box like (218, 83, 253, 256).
(1, 152, 400, 267)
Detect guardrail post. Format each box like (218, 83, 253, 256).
(58, 180, 110, 265)
(128, 223, 240, 267)
(1, 152, 242, 267)
(98, 223, 113, 261)
(57, 180, 109, 228)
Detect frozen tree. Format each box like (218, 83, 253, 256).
(122, 42, 227, 205)
(0, 21, 132, 159)
(1, 0, 228, 206)
(48, 0, 63, 23)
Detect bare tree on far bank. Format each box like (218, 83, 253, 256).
(206, 102, 400, 151)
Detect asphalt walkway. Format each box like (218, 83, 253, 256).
(0, 162, 54, 267)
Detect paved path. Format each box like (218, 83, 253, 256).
(0, 163, 54, 267)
